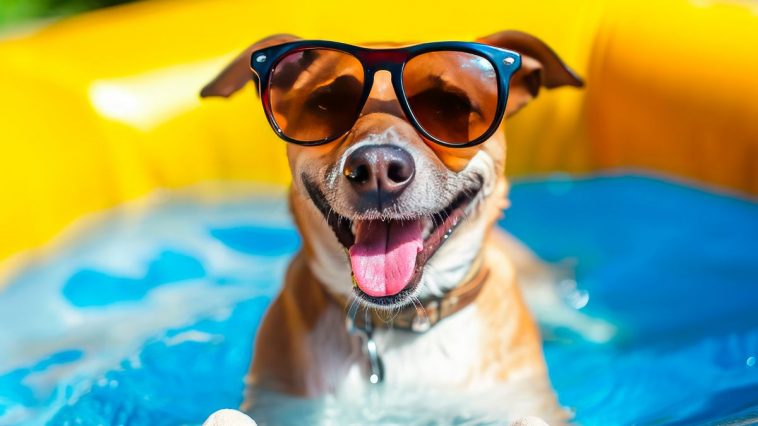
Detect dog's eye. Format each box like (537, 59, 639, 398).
(304, 75, 363, 115)
(408, 88, 480, 119)
(410, 88, 472, 120)
(407, 87, 482, 142)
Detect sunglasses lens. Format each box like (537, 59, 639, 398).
(269, 49, 365, 143)
(403, 51, 499, 145)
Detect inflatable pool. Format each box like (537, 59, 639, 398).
(0, 0, 756, 424)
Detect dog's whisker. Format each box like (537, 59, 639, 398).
(422, 264, 447, 297)
(375, 307, 392, 323)
(410, 295, 429, 326)
(346, 293, 359, 314)
(385, 304, 402, 324)
(347, 295, 360, 328)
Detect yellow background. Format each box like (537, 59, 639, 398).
(0, 0, 756, 266)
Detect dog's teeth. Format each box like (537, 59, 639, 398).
(351, 220, 358, 235)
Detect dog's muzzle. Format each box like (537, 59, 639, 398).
(303, 168, 483, 306)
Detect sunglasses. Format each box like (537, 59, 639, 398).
(249, 40, 522, 148)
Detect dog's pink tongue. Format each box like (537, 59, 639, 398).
(349, 219, 423, 297)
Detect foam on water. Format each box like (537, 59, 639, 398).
(0, 175, 756, 425)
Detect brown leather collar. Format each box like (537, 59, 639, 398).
(329, 261, 490, 333)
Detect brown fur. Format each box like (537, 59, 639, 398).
(202, 30, 582, 423)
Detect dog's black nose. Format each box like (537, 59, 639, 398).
(343, 145, 415, 207)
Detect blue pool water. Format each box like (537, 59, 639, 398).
(0, 175, 756, 425)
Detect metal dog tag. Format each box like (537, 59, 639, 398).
(346, 308, 385, 385)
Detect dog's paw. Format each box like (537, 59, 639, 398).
(202, 409, 257, 426)
(510, 416, 550, 426)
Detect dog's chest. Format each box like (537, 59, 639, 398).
(341, 305, 485, 390)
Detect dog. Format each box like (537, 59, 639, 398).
(200, 31, 583, 424)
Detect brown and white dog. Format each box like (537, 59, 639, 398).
(201, 31, 583, 424)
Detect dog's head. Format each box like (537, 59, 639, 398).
(202, 31, 582, 309)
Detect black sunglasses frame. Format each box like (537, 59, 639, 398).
(250, 40, 522, 148)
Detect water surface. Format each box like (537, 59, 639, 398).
(0, 175, 756, 425)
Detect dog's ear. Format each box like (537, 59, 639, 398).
(477, 30, 583, 117)
(200, 33, 300, 98)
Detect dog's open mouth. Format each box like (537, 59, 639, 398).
(303, 177, 483, 306)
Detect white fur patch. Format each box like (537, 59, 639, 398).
(418, 149, 495, 297)
(341, 305, 483, 391)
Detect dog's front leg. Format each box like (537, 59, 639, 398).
(244, 252, 361, 399)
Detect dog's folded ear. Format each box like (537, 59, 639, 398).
(477, 30, 583, 117)
(200, 34, 300, 98)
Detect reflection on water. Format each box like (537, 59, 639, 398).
(0, 176, 756, 425)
